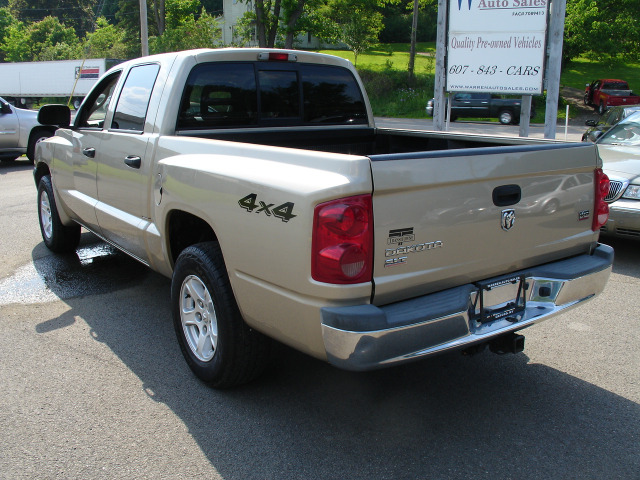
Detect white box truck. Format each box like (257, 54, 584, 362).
(0, 58, 122, 108)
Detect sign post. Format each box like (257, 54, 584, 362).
(434, 0, 552, 135)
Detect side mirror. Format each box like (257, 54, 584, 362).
(0, 102, 11, 114)
(585, 120, 597, 126)
(38, 104, 71, 127)
(593, 130, 604, 140)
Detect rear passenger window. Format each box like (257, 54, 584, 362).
(301, 66, 366, 124)
(178, 63, 258, 129)
(112, 63, 160, 132)
(176, 62, 367, 130)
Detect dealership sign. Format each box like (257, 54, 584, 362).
(447, 0, 549, 94)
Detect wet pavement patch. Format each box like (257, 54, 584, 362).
(0, 242, 153, 305)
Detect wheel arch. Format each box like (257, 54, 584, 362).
(166, 209, 218, 268)
(27, 126, 57, 162)
(33, 162, 51, 188)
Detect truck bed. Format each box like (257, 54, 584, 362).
(176, 125, 557, 156)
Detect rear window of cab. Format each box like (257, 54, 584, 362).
(176, 62, 367, 130)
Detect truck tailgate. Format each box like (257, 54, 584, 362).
(369, 143, 600, 305)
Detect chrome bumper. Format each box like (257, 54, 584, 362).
(321, 244, 613, 371)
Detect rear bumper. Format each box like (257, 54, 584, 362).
(321, 244, 613, 371)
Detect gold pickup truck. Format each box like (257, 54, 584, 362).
(34, 48, 613, 388)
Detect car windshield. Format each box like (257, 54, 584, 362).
(598, 112, 640, 146)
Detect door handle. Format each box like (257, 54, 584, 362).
(82, 147, 96, 158)
(124, 155, 141, 169)
(493, 184, 521, 207)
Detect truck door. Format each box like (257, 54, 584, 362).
(467, 93, 490, 115)
(94, 63, 161, 264)
(57, 72, 122, 232)
(451, 93, 473, 118)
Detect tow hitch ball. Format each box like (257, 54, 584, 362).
(489, 333, 525, 355)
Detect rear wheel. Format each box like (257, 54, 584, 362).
(498, 109, 514, 125)
(171, 242, 271, 388)
(37, 175, 81, 253)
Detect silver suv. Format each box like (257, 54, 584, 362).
(0, 96, 56, 164)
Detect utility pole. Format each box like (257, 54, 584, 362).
(139, 0, 149, 56)
(544, 0, 566, 139)
(408, 0, 420, 82)
(433, 0, 447, 131)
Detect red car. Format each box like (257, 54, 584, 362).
(584, 79, 640, 115)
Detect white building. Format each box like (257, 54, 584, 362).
(218, 0, 323, 48)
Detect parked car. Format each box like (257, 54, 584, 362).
(582, 105, 640, 142)
(584, 79, 640, 115)
(596, 111, 640, 239)
(0, 96, 57, 163)
(426, 92, 534, 125)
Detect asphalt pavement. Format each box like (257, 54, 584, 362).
(0, 125, 638, 479)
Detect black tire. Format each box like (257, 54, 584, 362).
(37, 176, 81, 253)
(1, 156, 19, 162)
(498, 109, 514, 125)
(27, 128, 55, 164)
(171, 242, 271, 388)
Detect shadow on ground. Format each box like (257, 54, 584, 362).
(29, 235, 639, 480)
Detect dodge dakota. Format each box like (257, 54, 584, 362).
(34, 48, 613, 388)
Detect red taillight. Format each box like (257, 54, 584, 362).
(312, 195, 373, 284)
(593, 168, 610, 231)
(257, 52, 297, 62)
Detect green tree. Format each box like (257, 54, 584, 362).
(115, 0, 148, 58)
(235, 0, 317, 48)
(1, 15, 80, 61)
(149, 0, 221, 53)
(564, 0, 640, 66)
(8, 0, 98, 37)
(0, 7, 15, 60)
(318, 0, 384, 64)
(83, 16, 128, 58)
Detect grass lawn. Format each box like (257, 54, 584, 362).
(560, 57, 640, 92)
(318, 42, 437, 73)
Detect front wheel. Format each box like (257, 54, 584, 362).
(171, 242, 271, 388)
(498, 110, 514, 125)
(37, 176, 81, 253)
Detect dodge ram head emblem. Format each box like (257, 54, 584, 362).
(501, 209, 516, 231)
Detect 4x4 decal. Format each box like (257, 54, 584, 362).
(238, 193, 297, 223)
